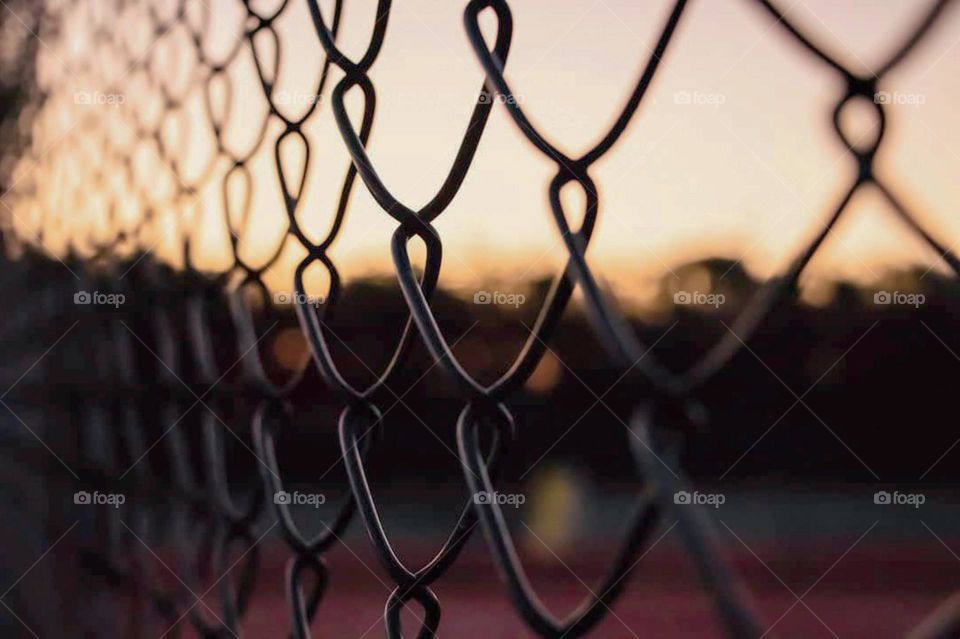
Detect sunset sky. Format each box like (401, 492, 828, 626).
(15, 0, 960, 306)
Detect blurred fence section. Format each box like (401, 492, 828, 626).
(2, 0, 960, 637)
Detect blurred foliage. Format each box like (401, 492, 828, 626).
(24, 252, 953, 489)
(0, 0, 41, 191)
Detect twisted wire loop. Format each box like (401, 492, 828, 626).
(3, 0, 960, 637)
(459, 2, 764, 637)
(462, 0, 960, 637)
(301, 2, 522, 635)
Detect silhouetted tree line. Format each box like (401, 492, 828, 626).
(3, 250, 955, 497)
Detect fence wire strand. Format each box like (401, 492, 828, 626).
(1, 0, 959, 637)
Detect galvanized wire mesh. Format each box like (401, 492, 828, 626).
(2, 0, 960, 637)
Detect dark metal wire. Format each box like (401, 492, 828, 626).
(2, 0, 960, 637)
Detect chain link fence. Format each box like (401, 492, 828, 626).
(1, 0, 959, 637)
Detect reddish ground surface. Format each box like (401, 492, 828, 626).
(170, 536, 960, 638)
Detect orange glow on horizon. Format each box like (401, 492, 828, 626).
(10, 0, 960, 309)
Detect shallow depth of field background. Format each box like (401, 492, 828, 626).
(1, 1, 960, 637)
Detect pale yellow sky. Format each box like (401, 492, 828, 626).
(14, 0, 960, 306)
